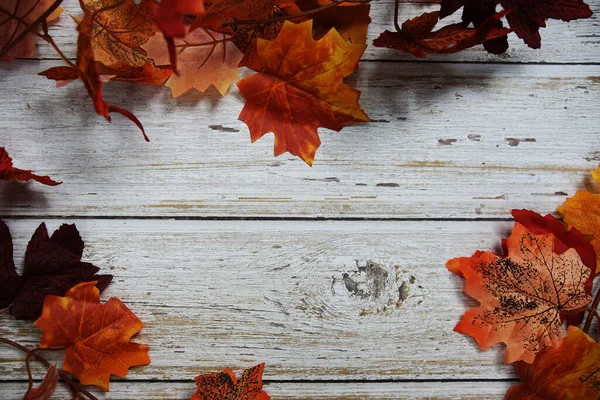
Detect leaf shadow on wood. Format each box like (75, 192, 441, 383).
(580, 172, 599, 193)
(352, 61, 503, 124)
(0, 181, 50, 211)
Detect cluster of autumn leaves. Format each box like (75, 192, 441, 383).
(0, 219, 271, 399)
(0, 0, 594, 165)
(449, 165, 600, 399)
(2, 168, 598, 399)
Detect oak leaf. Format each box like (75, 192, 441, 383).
(23, 364, 59, 400)
(191, 363, 270, 400)
(35, 281, 150, 391)
(506, 326, 600, 399)
(143, 27, 243, 97)
(39, 1, 148, 140)
(237, 20, 369, 166)
(0, 148, 60, 186)
(373, 11, 511, 58)
(0, 220, 112, 320)
(191, 0, 301, 70)
(0, 0, 62, 61)
(558, 164, 600, 277)
(447, 222, 592, 363)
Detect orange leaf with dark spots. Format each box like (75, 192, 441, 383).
(373, 11, 511, 58)
(39, 1, 148, 140)
(558, 164, 600, 276)
(82, 0, 158, 71)
(506, 326, 600, 399)
(35, 281, 150, 391)
(191, 0, 301, 70)
(0, 148, 60, 186)
(237, 20, 369, 166)
(191, 363, 270, 400)
(447, 222, 592, 363)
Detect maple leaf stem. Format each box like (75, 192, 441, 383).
(220, 0, 371, 27)
(0, 337, 99, 400)
(583, 283, 600, 335)
(0, 0, 63, 59)
(23, 346, 67, 396)
(393, 0, 401, 31)
(34, 20, 76, 67)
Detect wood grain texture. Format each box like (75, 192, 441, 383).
(0, 219, 518, 381)
(0, 381, 514, 399)
(32, 0, 600, 63)
(0, 61, 598, 218)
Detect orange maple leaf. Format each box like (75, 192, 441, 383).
(82, 0, 158, 70)
(191, 363, 270, 400)
(237, 20, 369, 166)
(373, 11, 511, 58)
(0, 0, 62, 61)
(447, 222, 592, 363)
(143, 27, 243, 97)
(506, 326, 600, 399)
(558, 164, 600, 276)
(34, 281, 150, 391)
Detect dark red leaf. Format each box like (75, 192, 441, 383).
(373, 11, 511, 58)
(502, 0, 592, 48)
(0, 220, 112, 320)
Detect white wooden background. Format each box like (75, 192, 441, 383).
(0, 0, 599, 398)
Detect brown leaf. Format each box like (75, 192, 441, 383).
(373, 11, 511, 58)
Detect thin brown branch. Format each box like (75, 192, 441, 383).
(36, 19, 75, 67)
(0, 307, 8, 315)
(221, 0, 371, 27)
(583, 282, 600, 335)
(0, 337, 98, 400)
(0, 0, 63, 59)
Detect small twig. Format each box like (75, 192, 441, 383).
(35, 19, 75, 67)
(23, 347, 67, 397)
(0, 337, 98, 400)
(394, 0, 401, 31)
(221, 0, 371, 27)
(583, 283, 600, 335)
(0, 0, 63, 59)
(0, 307, 8, 315)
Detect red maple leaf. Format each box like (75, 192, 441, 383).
(0, 148, 60, 186)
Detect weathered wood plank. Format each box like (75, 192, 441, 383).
(0, 380, 514, 399)
(31, 0, 600, 63)
(0, 61, 598, 218)
(1, 219, 521, 381)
